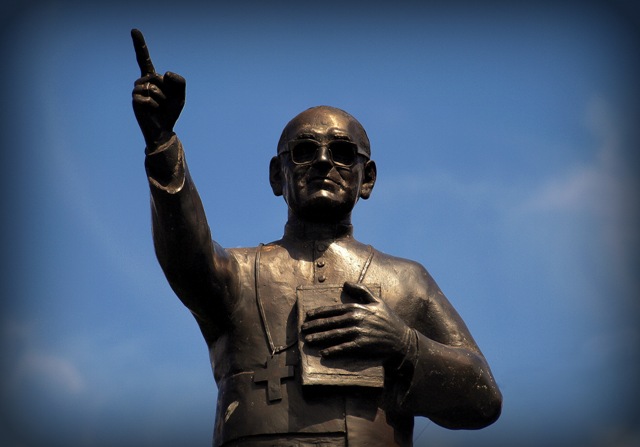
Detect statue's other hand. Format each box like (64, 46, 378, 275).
(131, 29, 186, 149)
(301, 282, 411, 365)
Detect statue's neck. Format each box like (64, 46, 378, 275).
(284, 214, 353, 241)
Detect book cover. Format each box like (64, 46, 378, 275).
(297, 284, 384, 387)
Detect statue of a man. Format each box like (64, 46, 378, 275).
(131, 29, 501, 447)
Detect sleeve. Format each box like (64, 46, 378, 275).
(145, 134, 236, 342)
(392, 268, 502, 429)
(145, 132, 185, 193)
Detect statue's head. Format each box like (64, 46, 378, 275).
(269, 106, 377, 223)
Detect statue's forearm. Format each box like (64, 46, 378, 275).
(146, 135, 211, 263)
(146, 135, 232, 328)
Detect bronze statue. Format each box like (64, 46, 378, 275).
(131, 29, 502, 447)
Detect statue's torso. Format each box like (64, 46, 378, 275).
(209, 234, 425, 446)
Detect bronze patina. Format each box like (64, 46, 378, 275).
(131, 29, 502, 447)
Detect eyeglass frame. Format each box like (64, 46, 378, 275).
(279, 138, 370, 167)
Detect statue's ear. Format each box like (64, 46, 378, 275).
(269, 156, 283, 196)
(360, 160, 376, 200)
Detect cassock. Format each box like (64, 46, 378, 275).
(145, 135, 501, 447)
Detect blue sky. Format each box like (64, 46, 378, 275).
(1, 1, 639, 446)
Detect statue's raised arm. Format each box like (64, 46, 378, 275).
(131, 29, 234, 343)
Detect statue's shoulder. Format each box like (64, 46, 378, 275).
(224, 246, 256, 272)
(367, 244, 438, 297)
(225, 240, 285, 265)
(370, 245, 430, 276)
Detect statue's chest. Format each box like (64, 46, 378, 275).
(230, 241, 373, 350)
(254, 241, 369, 347)
(218, 241, 378, 376)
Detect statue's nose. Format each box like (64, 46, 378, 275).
(312, 145, 333, 168)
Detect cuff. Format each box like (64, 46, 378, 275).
(144, 133, 186, 193)
(395, 328, 419, 407)
(396, 327, 419, 376)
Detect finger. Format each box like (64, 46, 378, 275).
(305, 327, 359, 345)
(131, 29, 156, 76)
(163, 72, 186, 109)
(306, 305, 348, 320)
(306, 303, 365, 321)
(163, 71, 186, 96)
(320, 340, 363, 358)
(302, 312, 361, 333)
(132, 83, 167, 102)
(133, 74, 152, 85)
(132, 95, 160, 110)
(344, 281, 380, 304)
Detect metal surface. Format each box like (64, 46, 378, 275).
(131, 28, 502, 446)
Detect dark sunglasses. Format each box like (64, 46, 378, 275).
(282, 139, 369, 167)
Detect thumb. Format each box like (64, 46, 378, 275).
(343, 281, 380, 304)
(163, 71, 186, 102)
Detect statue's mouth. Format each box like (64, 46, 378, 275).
(308, 176, 340, 186)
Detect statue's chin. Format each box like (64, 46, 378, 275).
(293, 196, 354, 223)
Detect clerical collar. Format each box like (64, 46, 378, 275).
(284, 220, 353, 241)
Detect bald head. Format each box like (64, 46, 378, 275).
(277, 106, 371, 157)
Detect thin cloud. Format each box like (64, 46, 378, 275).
(520, 97, 630, 218)
(377, 169, 507, 211)
(2, 320, 86, 397)
(518, 96, 639, 275)
(521, 163, 608, 214)
(17, 352, 86, 394)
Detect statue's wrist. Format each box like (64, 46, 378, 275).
(145, 130, 175, 154)
(145, 134, 184, 189)
(391, 327, 417, 375)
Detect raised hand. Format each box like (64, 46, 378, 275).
(301, 281, 411, 365)
(131, 29, 186, 149)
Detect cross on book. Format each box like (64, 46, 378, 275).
(253, 355, 295, 402)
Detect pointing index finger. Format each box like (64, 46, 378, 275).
(131, 28, 156, 76)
